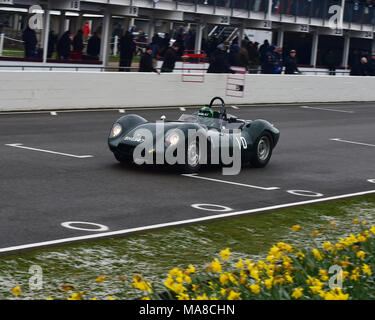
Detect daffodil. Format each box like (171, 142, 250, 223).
(362, 264, 372, 276)
(291, 225, 301, 231)
(10, 286, 21, 297)
(250, 284, 260, 294)
(210, 258, 222, 273)
(95, 276, 107, 283)
(220, 248, 231, 261)
(227, 291, 241, 300)
(291, 288, 303, 299)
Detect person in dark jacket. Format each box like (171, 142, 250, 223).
(367, 53, 375, 76)
(57, 31, 71, 60)
(72, 29, 84, 52)
(87, 32, 101, 60)
(238, 40, 249, 69)
(359, 57, 370, 76)
(262, 55, 276, 74)
(22, 26, 37, 58)
(207, 43, 234, 74)
(349, 49, 362, 76)
(284, 50, 300, 74)
(324, 49, 337, 75)
(139, 46, 158, 73)
(228, 43, 240, 67)
(119, 31, 136, 72)
(161, 43, 179, 72)
(47, 30, 57, 58)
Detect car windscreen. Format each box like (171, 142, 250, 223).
(178, 114, 225, 130)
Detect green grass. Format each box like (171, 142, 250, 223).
(1, 195, 375, 300)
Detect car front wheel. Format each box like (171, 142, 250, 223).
(250, 132, 273, 168)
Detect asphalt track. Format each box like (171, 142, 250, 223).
(1, 102, 375, 253)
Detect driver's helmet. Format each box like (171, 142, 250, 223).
(198, 106, 214, 118)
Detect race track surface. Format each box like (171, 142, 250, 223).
(1, 103, 375, 253)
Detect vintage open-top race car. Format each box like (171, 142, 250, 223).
(108, 97, 280, 173)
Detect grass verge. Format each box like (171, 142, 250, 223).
(1, 195, 375, 300)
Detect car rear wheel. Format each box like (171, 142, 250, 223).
(250, 132, 273, 168)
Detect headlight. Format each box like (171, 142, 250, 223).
(166, 133, 180, 145)
(110, 123, 122, 138)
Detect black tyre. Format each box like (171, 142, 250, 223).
(181, 140, 201, 173)
(250, 131, 273, 168)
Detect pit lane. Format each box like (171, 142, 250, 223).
(1, 102, 374, 253)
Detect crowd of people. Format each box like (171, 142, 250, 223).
(20, 22, 375, 77)
(22, 23, 101, 60)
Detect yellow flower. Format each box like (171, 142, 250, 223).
(356, 251, 366, 260)
(353, 219, 359, 224)
(264, 277, 273, 290)
(322, 241, 333, 251)
(10, 286, 21, 297)
(169, 268, 183, 277)
(220, 248, 231, 261)
(319, 269, 329, 281)
(285, 274, 294, 283)
(210, 258, 222, 273)
(291, 288, 303, 299)
(250, 284, 260, 294)
(68, 292, 84, 300)
(95, 276, 107, 283)
(141, 297, 151, 300)
(220, 288, 227, 296)
(296, 251, 305, 260)
(177, 293, 190, 300)
(227, 291, 241, 300)
(236, 258, 244, 270)
(330, 221, 336, 228)
(370, 225, 375, 235)
(291, 225, 301, 231)
(362, 264, 372, 276)
(107, 296, 116, 300)
(133, 275, 152, 293)
(184, 275, 192, 284)
(185, 264, 196, 274)
(195, 294, 208, 300)
(311, 230, 319, 236)
(312, 248, 323, 261)
(219, 273, 229, 285)
(46, 296, 53, 300)
(91, 297, 98, 300)
(324, 288, 349, 300)
(309, 286, 323, 295)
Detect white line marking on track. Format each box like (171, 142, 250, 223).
(61, 222, 109, 232)
(1, 189, 375, 253)
(119, 109, 125, 113)
(182, 173, 280, 191)
(330, 138, 375, 148)
(368, 179, 375, 184)
(50, 112, 57, 116)
(231, 106, 239, 109)
(191, 204, 233, 212)
(300, 106, 354, 113)
(287, 190, 323, 197)
(5, 143, 94, 159)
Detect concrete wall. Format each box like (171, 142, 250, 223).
(0, 71, 373, 111)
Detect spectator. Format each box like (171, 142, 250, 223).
(324, 50, 337, 76)
(228, 42, 240, 67)
(259, 39, 270, 64)
(119, 31, 136, 72)
(272, 46, 283, 74)
(238, 40, 250, 69)
(262, 54, 276, 74)
(72, 30, 84, 53)
(82, 22, 90, 41)
(248, 41, 260, 73)
(207, 43, 234, 74)
(139, 45, 158, 73)
(284, 49, 300, 74)
(87, 32, 101, 60)
(161, 43, 179, 72)
(368, 52, 375, 76)
(349, 49, 362, 76)
(57, 31, 71, 60)
(47, 30, 57, 59)
(359, 57, 370, 76)
(22, 26, 37, 58)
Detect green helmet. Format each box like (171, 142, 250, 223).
(198, 106, 214, 118)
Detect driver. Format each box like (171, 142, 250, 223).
(198, 106, 214, 118)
